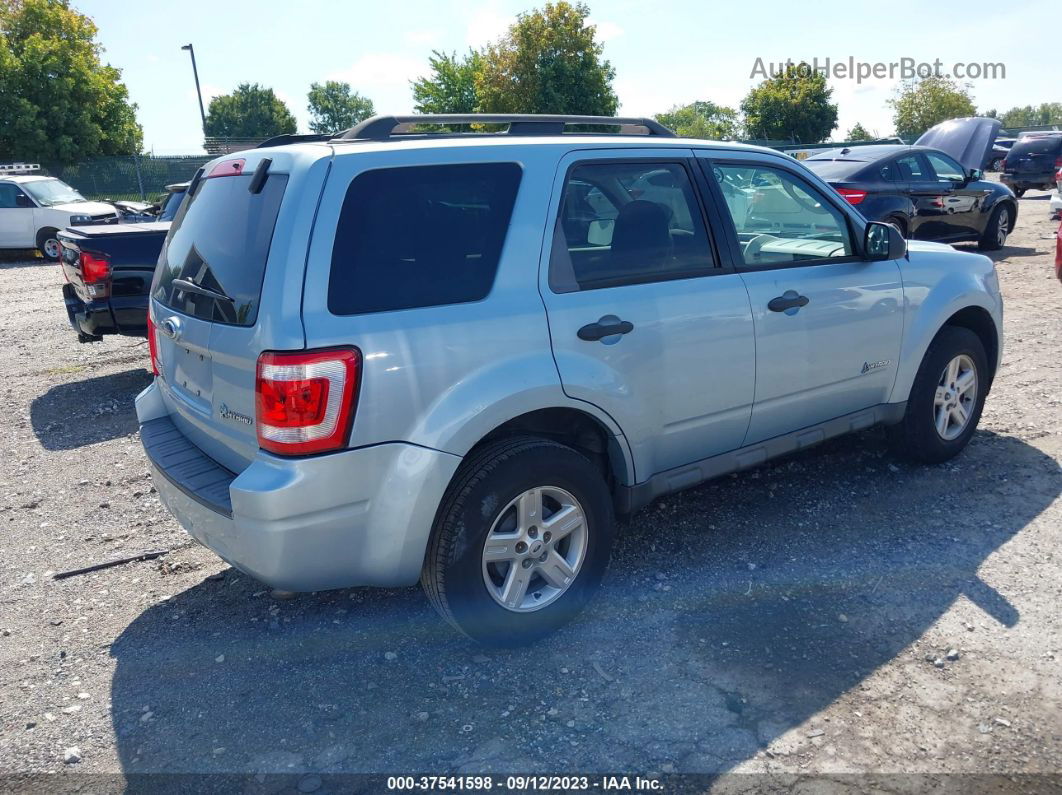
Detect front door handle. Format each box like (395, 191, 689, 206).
(577, 317, 634, 341)
(767, 292, 810, 313)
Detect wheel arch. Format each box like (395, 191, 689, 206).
(943, 305, 999, 384)
(466, 407, 633, 491)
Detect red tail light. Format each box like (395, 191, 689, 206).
(255, 348, 360, 455)
(1055, 157, 1062, 169)
(146, 311, 160, 377)
(1000, 158, 1007, 172)
(79, 250, 111, 298)
(836, 188, 867, 205)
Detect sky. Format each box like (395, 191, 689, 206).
(77, 0, 1056, 154)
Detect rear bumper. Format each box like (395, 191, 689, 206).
(136, 381, 461, 591)
(62, 284, 147, 339)
(1001, 172, 1055, 189)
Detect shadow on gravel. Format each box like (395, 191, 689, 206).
(31, 368, 151, 450)
(109, 430, 1061, 782)
(0, 255, 49, 270)
(952, 243, 1041, 261)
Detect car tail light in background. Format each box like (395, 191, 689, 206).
(1055, 157, 1062, 169)
(80, 250, 111, 298)
(1000, 158, 1007, 172)
(255, 348, 361, 455)
(836, 188, 867, 205)
(146, 311, 161, 377)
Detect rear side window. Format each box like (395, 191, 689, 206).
(153, 172, 288, 326)
(328, 163, 522, 315)
(549, 162, 714, 293)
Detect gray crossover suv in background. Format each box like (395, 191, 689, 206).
(136, 114, 1003, 645)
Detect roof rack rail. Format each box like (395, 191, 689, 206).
(256, 133, 332, 149)
(0, 163, 40, 174)
(335, 114, 676, 141)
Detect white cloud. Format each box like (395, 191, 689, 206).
(465, 4, 511, 47)
(330, 53, 425, 89)
(404, 29, 442, 47)
(186, 82, 224, 105)
(587, 18, 623, 43)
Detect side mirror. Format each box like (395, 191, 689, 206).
(15, 193, 32, 208)
(966, 168, 983, 183)
(864, 220, 907, 261)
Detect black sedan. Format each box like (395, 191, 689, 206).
(804, 118, 1018, 250)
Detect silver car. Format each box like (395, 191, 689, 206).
(137, 114, 1004, 645)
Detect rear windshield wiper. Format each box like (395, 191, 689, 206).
(171, 278, 234, 303)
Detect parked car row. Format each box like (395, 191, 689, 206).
(803, 118, 1018, 249)
(1000, 131, 1062, 196)
(0, 165, 121, 260)
(128, 114, 1003, 644)
(59, 182, 188, 342)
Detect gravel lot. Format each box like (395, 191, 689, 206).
(1, 185, 1060, 790)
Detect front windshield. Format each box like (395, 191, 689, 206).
(22, 178, 85, 206)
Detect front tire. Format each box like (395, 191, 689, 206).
(37, 228, 60, 261)
(422, 436, 615, 646)
(887, 215, 909, 239)
(888, 326, 988, 464)
(978, 204, 1011, 251)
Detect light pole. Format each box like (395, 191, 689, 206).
(181, 43, 207, 134)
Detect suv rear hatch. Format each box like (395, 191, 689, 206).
(149, 154, 305, 472)
(1004, 135, 1062, 177)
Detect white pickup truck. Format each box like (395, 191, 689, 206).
(0, 165, 120, 260)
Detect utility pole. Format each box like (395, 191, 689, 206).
(181, 44, 207, 134)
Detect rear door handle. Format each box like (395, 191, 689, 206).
(577, 317, 634, 341)
(768, 292, 810, 313)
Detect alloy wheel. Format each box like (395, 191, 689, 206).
(934, 354, 978, 441)
(481, 486, 588, 612)
(995, 209, 1009, 247)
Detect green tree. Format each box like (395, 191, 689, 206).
(204, 83, 297, 138)
(889, 77, 976, 140)
(655, 101, 739, 140)
(0, 0, 142, 164)
(740, 62, 837, 143)
(412, 50, 482, 114)
(999, 103, 1062, 129)
(845, 122, 874, 142)
(306, 81, 374, 134)
(475, 1, 617, 116)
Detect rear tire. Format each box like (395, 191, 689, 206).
(422, 436, 615, 646)
(978, 204, 1011, 251)
(1013, 187, 1026, 198)
(887, 326, 988, 464)
(37, 228, 60, 261)
(887, 215, 909, 239)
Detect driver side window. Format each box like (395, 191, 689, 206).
(711, 164, 853, 267)
(925, 152, 965, 183)
(0, 184, 25, 209)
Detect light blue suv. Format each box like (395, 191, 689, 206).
(137, 115, 1003, 644)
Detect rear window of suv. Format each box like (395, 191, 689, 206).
(152, 171, 288, 326)
(328, 162, 522, 315)
(1010, 136, 1062, 156)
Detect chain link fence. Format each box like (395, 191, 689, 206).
(41, 154, 213, 203)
